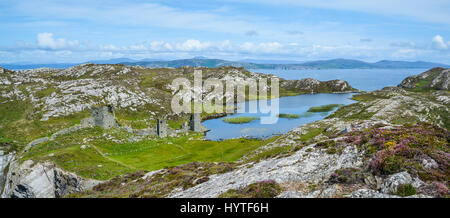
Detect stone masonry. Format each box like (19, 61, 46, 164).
(90, 105, 118, 129)
(189, 113, 203, 132)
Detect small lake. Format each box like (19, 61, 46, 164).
(252, 68, 428, 91)
(203, 93, 356, 140)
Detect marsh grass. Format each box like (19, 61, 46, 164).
(307, 104, 342, 112)
(222, 116, 259, 124)
(278, 113, 299, 119)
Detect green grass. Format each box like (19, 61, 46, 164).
(307, 104, 341, 112)
(222, 116, 258, 124)
(278, 113, 299, 119)
(23, 127, 275, 180)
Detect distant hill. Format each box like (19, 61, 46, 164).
(2, 58, 449, 70)
(121, 58, 450, 69)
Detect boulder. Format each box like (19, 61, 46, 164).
(380, 171, 413, 194)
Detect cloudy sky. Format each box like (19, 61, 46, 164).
(1, 0, 449, 63)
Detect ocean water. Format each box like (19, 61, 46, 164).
(203, 93, 356, 140)
(251, 68, 428, 91)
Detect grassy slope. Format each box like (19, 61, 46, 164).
(22, 126, 277, 180)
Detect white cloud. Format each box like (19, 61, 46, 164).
(3, 32, 450, 64)
(432, 35, 449, 50)
(37, 32, 79, 50)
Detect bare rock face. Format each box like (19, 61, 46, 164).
(1, 160, 100, 198)
(0, 151, 14, 194)
(398, 67, 450, 90)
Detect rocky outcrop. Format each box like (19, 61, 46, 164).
(169, 144, 364, 198)
(328, 86, 449, 129)
(1, 160, 100, 198)
(398, 67, 449, 90)
(281, 78, 357, 93)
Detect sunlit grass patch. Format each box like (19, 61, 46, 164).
(23, 126, 276, 180)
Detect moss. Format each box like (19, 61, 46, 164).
(218, 180, 282, 198)
(395, 184, 417, 197)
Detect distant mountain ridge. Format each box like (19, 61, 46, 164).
(1, 58, 449, 70)
(121, 58, 450, 69)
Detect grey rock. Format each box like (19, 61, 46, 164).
(350, 189, 399, 198)
(169, 144, 363, 198)
(0, 151, 15, 194)
(1, 160, 100, 198)
(277, 191, 303, 198)
(380, 171, 413, 194)
(422, 158, 439, 170)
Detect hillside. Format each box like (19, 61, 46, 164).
(398, 67, 450, 91)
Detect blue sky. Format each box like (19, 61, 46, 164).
(1, 0, 449, 63)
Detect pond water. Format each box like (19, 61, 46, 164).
(203, 93, 356, 140)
